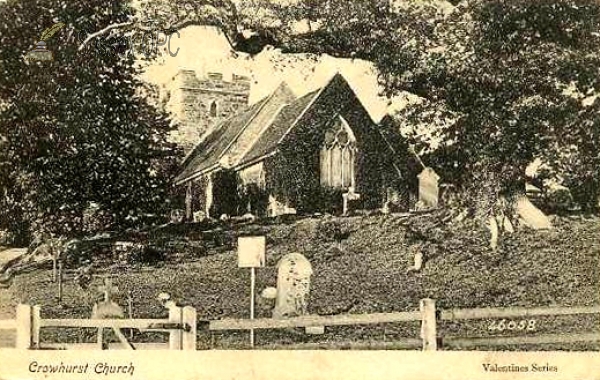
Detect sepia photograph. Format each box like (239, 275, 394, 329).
(0, 0, 598, 378)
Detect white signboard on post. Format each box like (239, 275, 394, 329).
(238, 236, 266, 268)
(237, 235, 266, 348)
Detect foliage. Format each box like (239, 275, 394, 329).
(0, 0, 181, 240)
(2, 0, 598, 238)
(264, 136, 320, 214)
(544, 100, 600, 212)
(193, 0, 599, 214)
(542, 187, 578, 216)
(209, 169, 241, 217)
(390, 1, 600, 214)
(125, 245, 165, 265)
(314, 218, 351, 244)
(237, 182, 269, 217)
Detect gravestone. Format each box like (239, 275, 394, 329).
(516, 195, 552, 230)
(273, 253, 313, 319)
(91, 277, 130, 349)
(342, 187, 361, 216)
(406, 245, 423, 274)
(417, 167, 440, 209)
(170, 209, 185, 223)
(258, 287, 277, 313)
(193, 210, 206, 223)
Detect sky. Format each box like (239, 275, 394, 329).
(142, 25, 420, 122)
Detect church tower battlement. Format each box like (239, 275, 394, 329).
(167, 69, 251, 152)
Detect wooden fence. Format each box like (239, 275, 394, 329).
(1, 300, 599, 350)
(0, 304, 196, 350)
(208, 299, 600, 350)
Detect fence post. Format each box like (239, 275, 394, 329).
(420, 298, 437, 351)
(169, 305, 183, 350)
(182, 306, 197, 351)
(16, 304, 32, 349)
(57, 260, 63, 304)
(97, 328, 104, 350)
(52, 256, 57, 283)
(31, 305, 41, 349)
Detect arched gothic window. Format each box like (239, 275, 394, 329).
(320, 116, 356, 189)
(209, 101, 218, 117)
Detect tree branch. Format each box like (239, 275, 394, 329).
(77, 21, 136, 51)
(74, 0, 292, 57)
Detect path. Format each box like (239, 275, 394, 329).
(0, 248, 26, 347)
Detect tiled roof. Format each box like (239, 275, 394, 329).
(237, 89, 321, 166)
(175, 96, 269, 183)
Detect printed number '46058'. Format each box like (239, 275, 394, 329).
(488, 319, 536, 331)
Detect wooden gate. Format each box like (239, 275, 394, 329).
(4, 304, 196, 350)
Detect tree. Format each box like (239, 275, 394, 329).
(451, 1, 599, 212)
(390, 1, 600, 214)
(0, 0, 181, 240)
(20, 0, 599, 215)
(545, 100, 600, 212)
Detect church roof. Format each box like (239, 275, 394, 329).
(237, 88, 321, 167)
(175, 73, 363, 184)
(175, 96, 270, 183)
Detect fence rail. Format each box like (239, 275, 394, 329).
(443, 333, 600, 349)
(0, 319, 16, 330)
(41, 342, 170, 350)
(209, 311, 422, 331)
(208, 300, 600, 351)
(1, 300, 598, 350)
(0, 304, 196, 350)
(41, 318, 191, 330)
(440, 305, 600, 321)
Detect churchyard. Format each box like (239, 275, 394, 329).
(0, 209, 598, 350)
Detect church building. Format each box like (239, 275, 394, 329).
(172, 71, 404, 219)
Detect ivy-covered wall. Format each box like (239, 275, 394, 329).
(209, 169, 240, 217)
(264, 75, 402, 214)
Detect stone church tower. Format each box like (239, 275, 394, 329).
(165, 69, 251, 152)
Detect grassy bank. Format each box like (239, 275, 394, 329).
(7, 212, 600, 350)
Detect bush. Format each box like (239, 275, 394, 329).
(149, 238, 208, 261)
(83, 202, 114, 234)
(239, 183, 269, 217)
(314, 219, 352, 243)
(538, 187, 578, 215)
(126, 245, 165, 265)
(62, 238, 113, 268)
(315, 187, 345, 214)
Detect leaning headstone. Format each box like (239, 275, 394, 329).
(261, 287, 277, 300)
(406, 247, 423, 274)
(417, 167, 440, 209)
(516, 195, 552, 230)
(273, 253, 313, 319)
